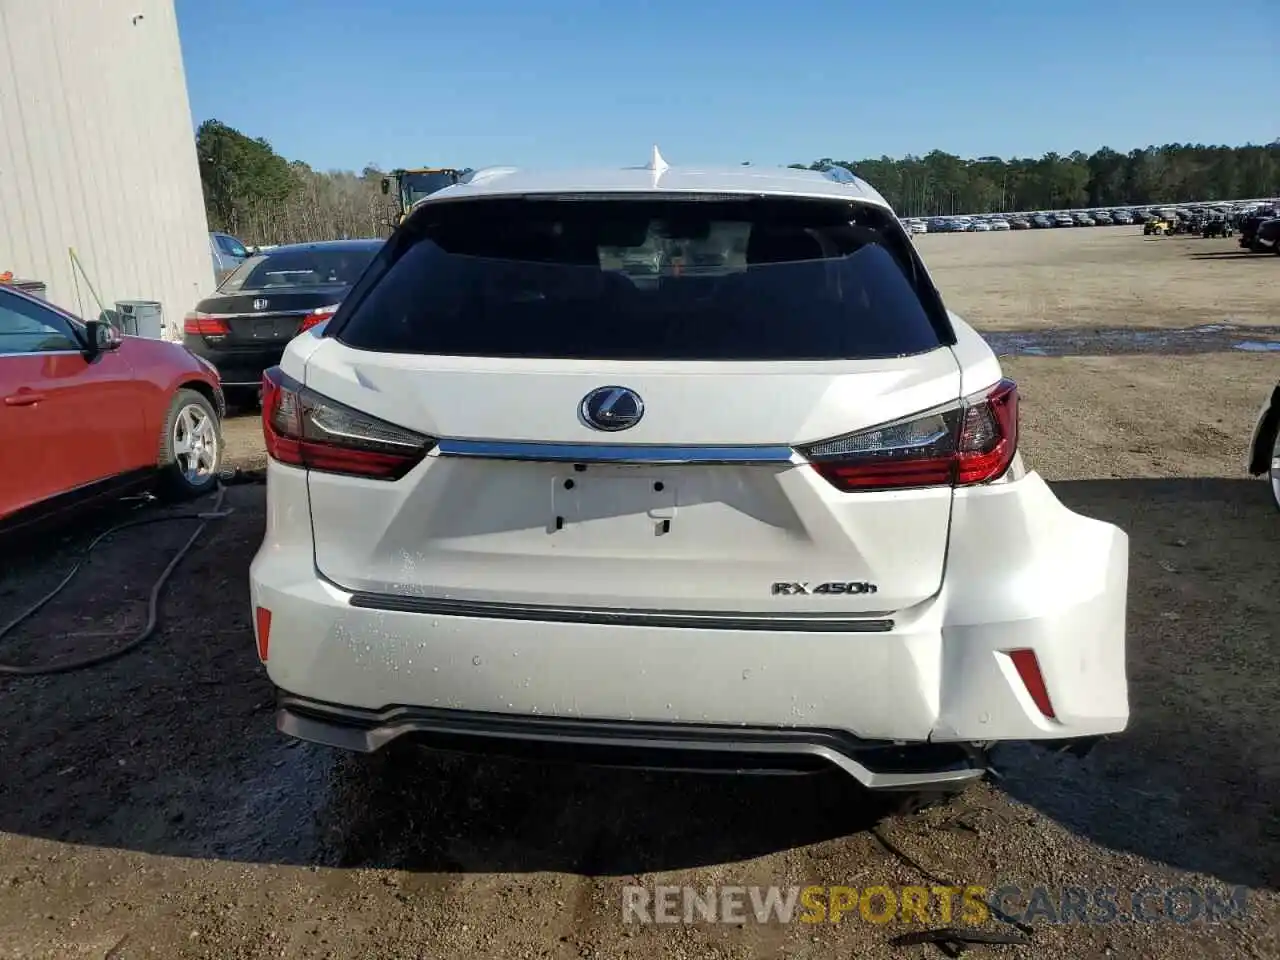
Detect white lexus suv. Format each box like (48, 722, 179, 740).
(249, 153, 1129, 794)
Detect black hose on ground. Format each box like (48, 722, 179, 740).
(0, 479, 244, 677)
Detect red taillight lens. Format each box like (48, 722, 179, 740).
(957, 378, 1018, 484)
(297, 305, 337, 333)
(261, 366, 435, 480)
(183, 312, 230, 336)
(801, 379, 1019, 492)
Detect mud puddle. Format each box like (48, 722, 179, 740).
(985, 323, 1280, 357)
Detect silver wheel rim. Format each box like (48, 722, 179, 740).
(1271, 430, 1280, 510)
(173, 403, 218, 484)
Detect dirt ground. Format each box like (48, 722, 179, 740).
(921, 225, 1280, 331)
(1, 226, 1278, 959)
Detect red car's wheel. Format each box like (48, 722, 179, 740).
(156, 388, 222, 500)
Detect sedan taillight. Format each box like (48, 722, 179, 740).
(261, 367, 435, 480)
(297, 304, 339, 333)
(799, 379, 1019, 492)
(183, 312, 230, 336)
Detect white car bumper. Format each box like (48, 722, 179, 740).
(249, 463, 1128, 788)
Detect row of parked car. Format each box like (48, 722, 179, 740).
(1140, 202, 1280, 250)
(902, 210, 1139, 233)
(900, 200, 1278, 236)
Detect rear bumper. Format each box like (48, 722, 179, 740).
(277, 693, 988, 789)
(250, 464, 1129, 785)
(184, 340, 285, 388)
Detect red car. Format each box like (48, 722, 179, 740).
(0, 284, 225, 534)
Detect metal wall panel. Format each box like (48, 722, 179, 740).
(0, 0, 213, 339)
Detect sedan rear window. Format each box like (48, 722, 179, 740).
(220, 248, 379, 292)
(333, 198, 948, 361)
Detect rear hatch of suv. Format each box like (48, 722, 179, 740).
(272, 195, 1014, 619)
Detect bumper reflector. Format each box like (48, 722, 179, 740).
(255, 606, 272, 662)
(1008, 648, 1056, 719)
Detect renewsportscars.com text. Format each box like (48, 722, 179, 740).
(622, 884, 1249, 926)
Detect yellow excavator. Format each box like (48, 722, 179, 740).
(381, 167, 467, 225)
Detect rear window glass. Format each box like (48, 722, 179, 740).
(219, 247, 378, 292)
(335, 198, 945, 360)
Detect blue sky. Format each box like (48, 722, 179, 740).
(177, 0, 1277, 173)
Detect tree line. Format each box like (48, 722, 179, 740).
(196, 119, 1280, 245)
(196, 120, 393, 246)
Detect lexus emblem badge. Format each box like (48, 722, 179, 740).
(580, 386, 644, 432)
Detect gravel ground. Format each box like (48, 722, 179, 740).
(0, 226, 1277, 959)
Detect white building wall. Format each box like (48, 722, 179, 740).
(0, 0, 212, 339)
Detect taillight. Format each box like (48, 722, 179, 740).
(298, 304, 338, 333)
(261, 367, 435, 480)
(183, 312, 230, 337)
(800, 379, 1019, 492)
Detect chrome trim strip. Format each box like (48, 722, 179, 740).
(348, 592, 894, 632)
(193, 310, 314, 320)
(434, 438, 799, 465)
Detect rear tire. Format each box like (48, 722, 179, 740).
(156, 389, 222, 502)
